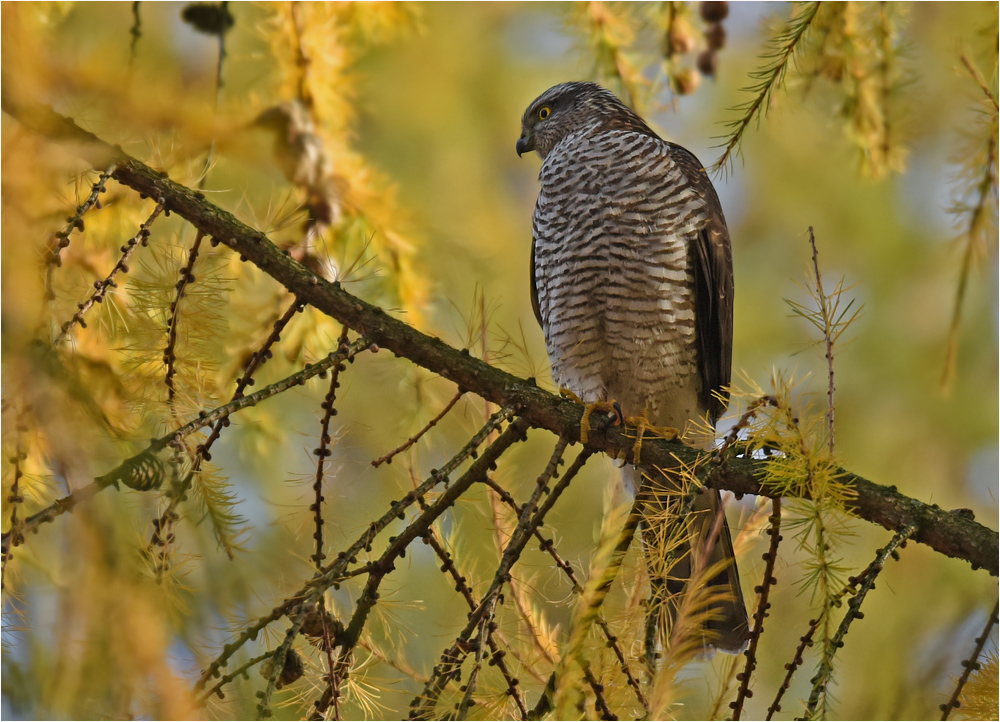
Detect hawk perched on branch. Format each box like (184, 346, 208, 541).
(517, 81, 748, 653)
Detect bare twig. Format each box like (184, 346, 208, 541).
(730, 498, 782, 720)
(192, 409, 523, 695)
(939, 599, 999, 720)
(767, 529, 914, 719)
(198, 650, 276, 703)
(45, 165, 116, 299)
(153, 300, 308, 567)
(164, 231, 205, 409)
(1, 414, 28, 591)
(412, 445, 592, 719)
(312, 326, 350, 568)
(128, 3, 141, 68)
(805, 523, 918, 715)
(3, 336, 370, 554)
(54, 198, 166, 345)
(808, 227, 836, 454)
(256, 607, 307, 720)
(5, 96, 996, 576)
(371, 389, 464, 467)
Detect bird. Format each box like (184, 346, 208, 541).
(516, 81, 748, 654)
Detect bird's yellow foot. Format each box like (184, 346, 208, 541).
(559, 388, 622, 445)
(624, 413, 679, 466)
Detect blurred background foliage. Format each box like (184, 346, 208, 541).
(1, 2, 997, 720)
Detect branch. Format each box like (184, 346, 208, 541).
(3, 95, 996, 578)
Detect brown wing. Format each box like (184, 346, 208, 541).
(529, 206, 543, 327)
(668, 143, 734, 424)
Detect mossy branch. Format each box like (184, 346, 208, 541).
(2, 94, 997, 578)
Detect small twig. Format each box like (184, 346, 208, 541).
(338, 420, 534, 673)
(960, 53, 999, 111)
(456, 594, 498, 720)
(483, 476, 649, 712)
(371, 389, 464, 467)
(412, 444, 591, 720)
(807, 227, 836, 455)
(582, 664, 617, 721)
(256, 606, 307, 720)
(4, 335, 370, 554)
(1, 414, 28, 591)
(489, 437, 569, 669)
(45, 165, 116, 300)
(54, 198, 166, 345)
(940, 599, 1000, 720)
(164, 231, 205, 409)
(730, 498, 782, 720)
(312, 326, 350, 568)
(128, 3, 141, 69)
(805, 523, 917, 716)
(193, 410, 523, 696)
(151, 300, 306, 569)
(423, 530, 530, 702)
(198, 650, 277, 703)
(766, 530, 912, 719)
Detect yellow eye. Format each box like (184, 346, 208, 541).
(538, 106, 551, 121)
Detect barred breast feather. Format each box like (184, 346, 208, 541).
(532, 127, 711, 435)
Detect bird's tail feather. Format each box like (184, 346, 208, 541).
(630, 467, 750, 656)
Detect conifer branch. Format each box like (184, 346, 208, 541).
(164, 231, 205, 410)
(199, 650, 277, 703)
(422, 529, 528, 710)
(1, 414, 28, 591)
(730, 498, 782, 721)
(45, 165, 116, 300)
(712, 2, 821, 174)
(312, 325, 350, 568)
(939, 599, 999, 720)
(805, 523, 917, 716)
(412, 444, 591, 720)
(3, 96, 996, 578)
(2, 336, 370, 554)
(256, 608, 307, 720)
(482, 475, 649, 712)
(371, 389, 465, 468)
(54, 197, 166, 346)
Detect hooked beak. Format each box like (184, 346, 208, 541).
(516, 132, 534, 157)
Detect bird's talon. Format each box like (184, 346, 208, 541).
(578, 399, 619, 446)
(559, 387, 585, 405)
(611, 400, 626, 427)
(623, 414, 679, 466)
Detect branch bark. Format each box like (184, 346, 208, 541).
(3, 93, 996, 577)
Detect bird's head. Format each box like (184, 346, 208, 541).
(516, 81, 653, 159)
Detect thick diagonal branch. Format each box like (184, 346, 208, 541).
(3, 94, 996, 577)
